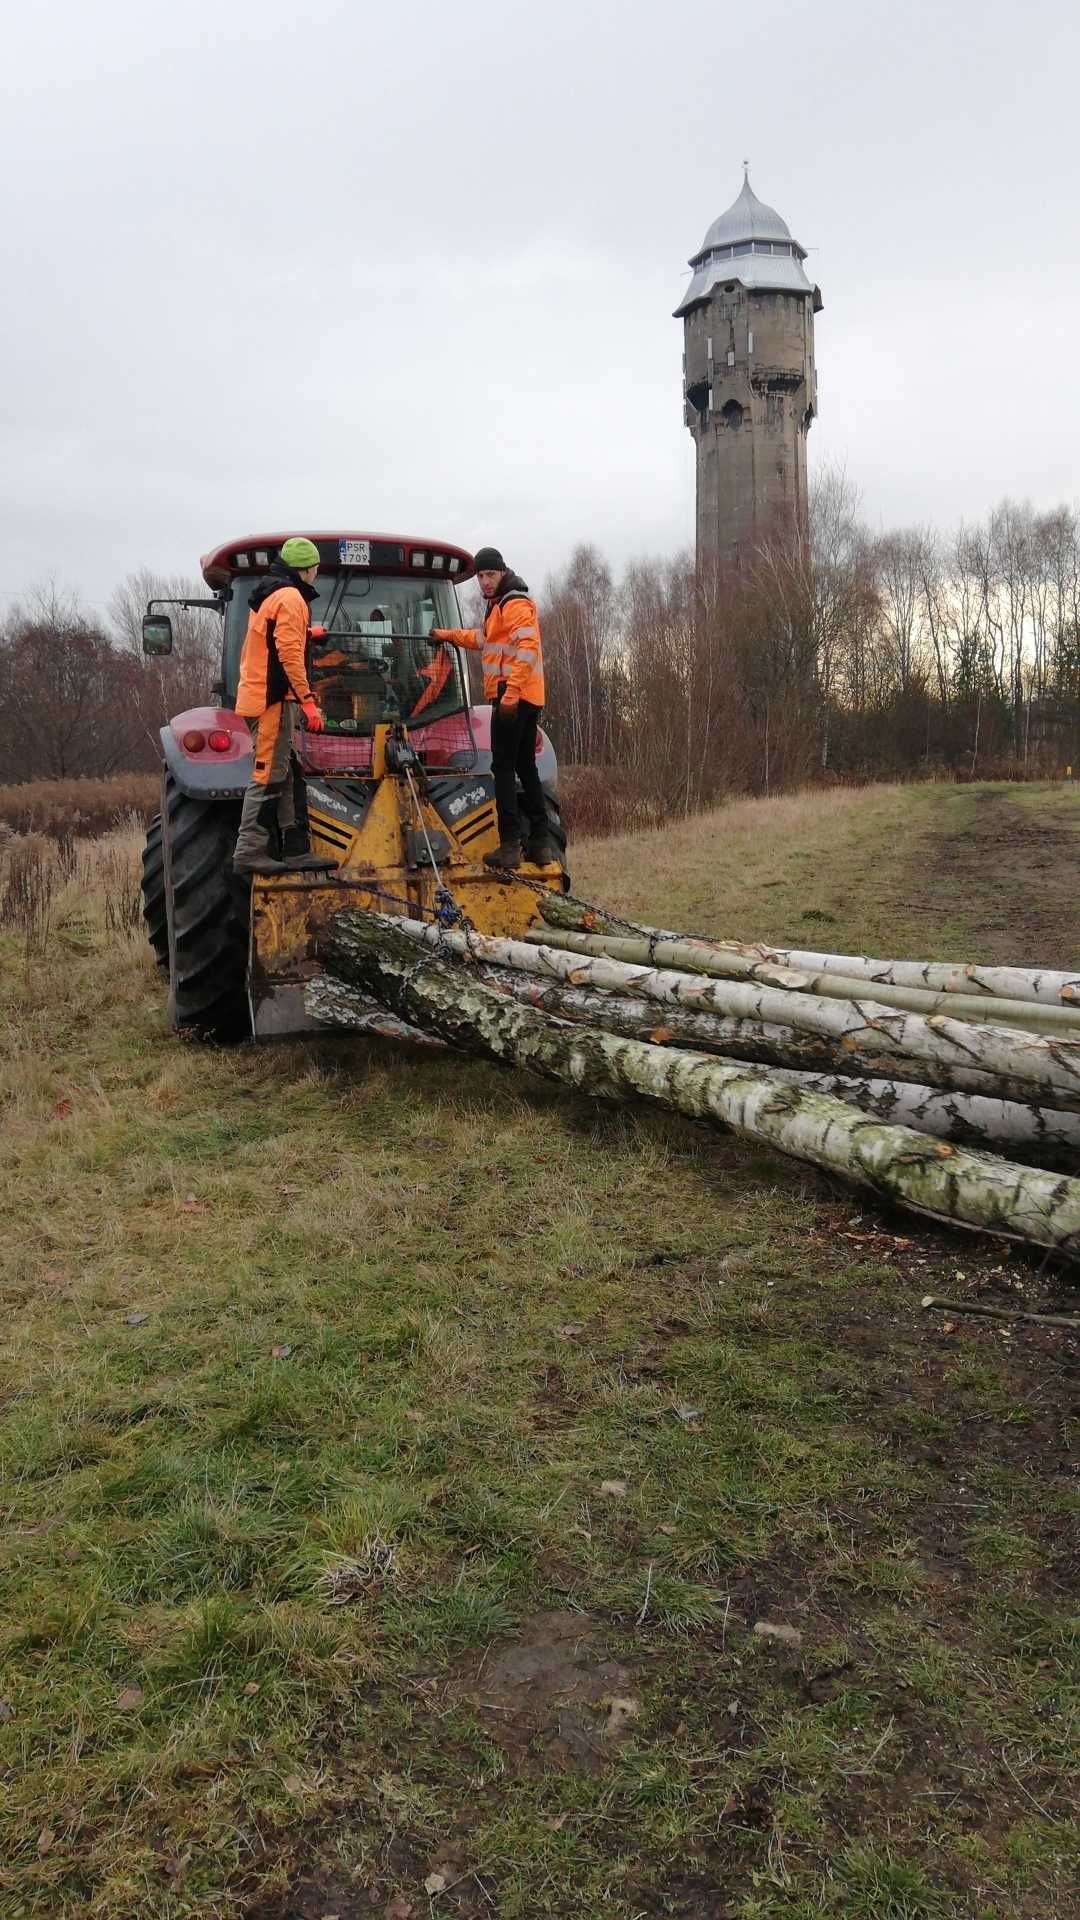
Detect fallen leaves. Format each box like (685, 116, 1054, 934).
(179, 1193, 206, 1214)
(123, 1311, 148, 1328)
(270, 1343, 293, 1360)
(753, 1619, 802, 1649)
(601, 1694, 639, 1738)
(599, 1480, 627, 1499)
(37, 1826, 55, 1856)
(423, 1871, 447, 1895)
(115, 1685, 144, 1711)
(53, 1098, 72, 1119)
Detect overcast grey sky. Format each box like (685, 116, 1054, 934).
(2, 0, 1078, 620)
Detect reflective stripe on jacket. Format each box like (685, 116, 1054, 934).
(236, 564, 317, 717)
(436, 572, 544, 705)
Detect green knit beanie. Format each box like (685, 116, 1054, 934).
(279, 536, 320, 570)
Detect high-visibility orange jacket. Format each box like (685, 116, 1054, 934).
(434, 571, 544, 706)
(236, 564, 317, 717)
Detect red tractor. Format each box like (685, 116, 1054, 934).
(140, 532, 566, 1040)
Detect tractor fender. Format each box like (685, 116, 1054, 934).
(451, 705, 559, 788)
(159, 707, 252, 799)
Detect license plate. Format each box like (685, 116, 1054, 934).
(339, 538, 371, 566)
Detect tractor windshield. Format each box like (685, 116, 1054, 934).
(221, 572, 467, 729)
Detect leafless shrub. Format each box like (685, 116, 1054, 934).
(0, 774, 159, 840)
(0, 839, 56, 954)
(98, 842, 143, 938)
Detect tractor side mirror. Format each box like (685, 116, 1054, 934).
(142, 614, 174, 656)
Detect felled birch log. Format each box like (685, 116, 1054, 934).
(367, 918, 1080, 1114)
(728, 946, 1080, 1011)
(472, 967, 1030, 1102)
(323, 910, 1080, 1254)
(475, 968, 1080, 1151)
(524, 927, 1080, 1037)
(537, 899, 1080, 1010)
(309, 961, 1080, 1160)
(305, 975, 442, 1046)
(538, 892, 671, 940)
(761, 1067, 1080, 1158)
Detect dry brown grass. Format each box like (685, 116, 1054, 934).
(570, 780, 961, 952)
(0, 823, 145, 972)
(0, 771, 159, 839)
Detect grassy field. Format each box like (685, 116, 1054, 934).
(1, 781, 1077, 1920)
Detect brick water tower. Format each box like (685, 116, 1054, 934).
(676, 169, 822, 568)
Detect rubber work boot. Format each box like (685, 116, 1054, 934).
(523, 835, 557, 865)
(281, 829, 336, 873)
(233, 853, 289, 874)
(483, 840, 523, 871)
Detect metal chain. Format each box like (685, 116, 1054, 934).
(500, 869, 662, 952)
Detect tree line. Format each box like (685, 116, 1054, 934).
(3, 478, 1079, 813)
(0, 576, 218, 783)
(540, 475, 1080, 823)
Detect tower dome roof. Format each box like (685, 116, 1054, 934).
(695, 172, 800, 260)
(675, 169, 818, 317)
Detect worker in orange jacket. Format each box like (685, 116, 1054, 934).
(233, 537, 331, 874)
(431, 546, 552, 869)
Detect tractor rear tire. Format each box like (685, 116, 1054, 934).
(141, 812, 169, 969)
(157, 773, 250, 1041)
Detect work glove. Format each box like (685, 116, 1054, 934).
(300, 697, 324, 734)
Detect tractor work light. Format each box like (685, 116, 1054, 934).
(207, 730, 231, 753)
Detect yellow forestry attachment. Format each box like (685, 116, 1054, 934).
(248, 723, 565, 1038)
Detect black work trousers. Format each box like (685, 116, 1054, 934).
(491, 696, 547, 846)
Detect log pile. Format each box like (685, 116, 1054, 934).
(306, 896, 1080, 1258)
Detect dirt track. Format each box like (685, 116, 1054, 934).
(920, 786, 1080, 968)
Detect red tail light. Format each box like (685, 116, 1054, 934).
(207, 730, 231, 753)
(182, 730, 206, 753)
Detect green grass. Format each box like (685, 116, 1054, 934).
(1, 785, 1078, 1918)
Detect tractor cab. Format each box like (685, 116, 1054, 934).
(204, 532, 478, 772)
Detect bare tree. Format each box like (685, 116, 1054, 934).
(0, 587, 149, 780)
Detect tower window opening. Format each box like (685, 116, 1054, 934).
(721, 400, 744, 431)
(727, 348, 735, 367)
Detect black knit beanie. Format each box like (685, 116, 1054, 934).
(473, 546, 506, 571)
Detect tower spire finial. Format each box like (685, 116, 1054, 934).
(743, 156, 750, 181)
